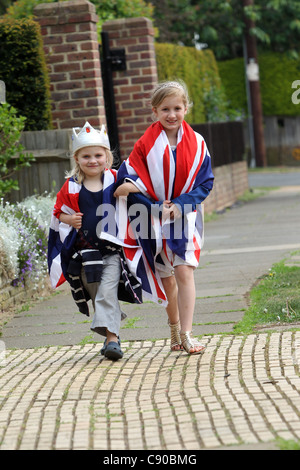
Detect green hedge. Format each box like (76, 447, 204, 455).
(155, 43, 224, 123)
(0, 18, 52, 130)
(216, 58, 247, 113)
(218, 52, 300, 116)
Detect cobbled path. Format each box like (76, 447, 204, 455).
(1, 332, 300, 450)
(1, 183, 300, 451)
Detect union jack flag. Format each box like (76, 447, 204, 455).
(116, 120, 214, 271)
(47, 169, 168, 306)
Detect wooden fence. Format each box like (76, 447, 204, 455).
(8, 129, 71, 203)
(191, 121, 245, 168)
(263, 116, 300, 166)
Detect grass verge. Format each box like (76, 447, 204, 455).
(276, 438, 300, 450)
(234, 259, 300, 334)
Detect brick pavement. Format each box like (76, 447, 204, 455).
(0, 183, 300, 451)
(0, 331, 299, 450)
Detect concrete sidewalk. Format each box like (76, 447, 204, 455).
(0, 182, 300, 451)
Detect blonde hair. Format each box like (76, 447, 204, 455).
(66, 146, 114, 184)
(151, 79, 192, 111)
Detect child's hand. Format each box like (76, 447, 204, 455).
(114, 182, 139, 197)
(59, 211, 83, 229)
(70, 212, 83, 229)
(162, 201, 181, 221)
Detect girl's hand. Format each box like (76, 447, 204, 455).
(70, 212, 84, 229)
(162, 200, 181, 221)
(59, 212, 83, 229)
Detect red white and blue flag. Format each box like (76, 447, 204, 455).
(117, 120, 214, 271)
(47, 169, 168, 306)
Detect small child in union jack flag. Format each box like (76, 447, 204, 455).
(114, 80, 214, 355)
(48, 122, 143, 361)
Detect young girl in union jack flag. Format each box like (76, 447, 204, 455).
(48, 122, 142, 361)
(114, 80, 214, 355)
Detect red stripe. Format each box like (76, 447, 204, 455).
(141, 121, 163, 155)
(130, 144, 157, 201)
(56, 272, 66, 287)
(173, 121, 199, 197)
(53, 179, 80, 217)
(123, 246, 137, 262)
(193, 234, 201, 263)
(129, 122, 163, 201)
(163, 146, 170, 200)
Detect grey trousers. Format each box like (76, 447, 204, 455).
(81, 254, 124, 338)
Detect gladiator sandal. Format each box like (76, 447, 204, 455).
(168, 320, 183, 351)
(180, 331, 206, 355)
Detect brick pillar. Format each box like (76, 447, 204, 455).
(34, 0, 105, 129)
(102, 18, 158, 161)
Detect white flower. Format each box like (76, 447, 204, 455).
(0, 192, 55, 286)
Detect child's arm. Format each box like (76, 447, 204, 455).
(59, 212, 83, 229)
(114, 181, 140, 197)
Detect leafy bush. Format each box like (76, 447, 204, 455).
(155, 43, 220, 123)
(0, 102, 35, 198)
(202, 85, 245, 123)
(216, 58, 247, 113)
(155, 43, 243, 123)
(0, 192, 55, 288)
(0, 18, 52, 130)
(218, 52, 300, 116)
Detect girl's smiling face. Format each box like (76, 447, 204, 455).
(74, 146, 107, 178)
(152, 94, 187, 138)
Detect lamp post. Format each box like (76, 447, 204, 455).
(0, 80, 5, 104)
(242, 0, 267, 167)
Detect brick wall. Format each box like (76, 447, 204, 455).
(102, 17, 158, 161)
(34, 0, 106, 129)
(0, 279, 48, 313)
(204, 161, 249, 214)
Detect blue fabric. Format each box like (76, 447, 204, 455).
(79, 185, 103, 249)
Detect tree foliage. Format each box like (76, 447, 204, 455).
(0, 103, 35, 197)
(0, 0, 11, 15)
(3, 0, 154, 25)
(148, 0, 300, 60)
(3, 0, 300, 60)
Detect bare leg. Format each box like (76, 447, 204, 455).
(174, 265, 205, 354)
(161, 275, 182, 351)
(174, 265, 195, 331)
(106, 330, 118, 344)
(161, 275, 179, 324)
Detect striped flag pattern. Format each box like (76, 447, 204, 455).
(116, 120, 214, 273)
(47, 169, 168, 306)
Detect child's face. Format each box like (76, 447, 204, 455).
(152, 94, 187, 135)
(74, 146, 107, 178)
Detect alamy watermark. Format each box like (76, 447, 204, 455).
(291, 80, 300, 104)
(0, 340, 6, 367)
(96, 201, 201, 246)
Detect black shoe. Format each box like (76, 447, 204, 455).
(104, 340, 123, 360)
(100, 338, 107, 356)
